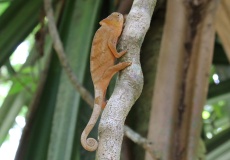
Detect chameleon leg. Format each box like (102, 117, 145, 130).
(108, 40, 127, 58)
(101, 62, 132, 87)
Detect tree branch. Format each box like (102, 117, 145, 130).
(44, 0, 156, 158)
(124, 126, 160, 160)
(96, 0, 157, 159)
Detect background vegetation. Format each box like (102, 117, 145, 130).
(0, 0, 230, 160)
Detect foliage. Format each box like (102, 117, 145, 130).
(0, 0, 230, 160)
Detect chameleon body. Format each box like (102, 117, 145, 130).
(81, 12, 131, 152)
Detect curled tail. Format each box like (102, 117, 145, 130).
(81, 104, 102, 151)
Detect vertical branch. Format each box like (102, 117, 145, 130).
(96, 0, 157, 159)
(186, 1, 219, 159)
(146, 0, 219, 160)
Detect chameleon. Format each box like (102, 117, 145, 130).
(81, 12, 131, 152)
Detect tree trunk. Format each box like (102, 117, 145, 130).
(146, 0, 219, 160)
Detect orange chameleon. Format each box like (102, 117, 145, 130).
(81, 12, 131, 152)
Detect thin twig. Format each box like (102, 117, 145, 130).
(44, 0, 156, 157)
(124, 126, 160, 160)
(5, 61, 33, 94)
(44, 0, 94, 106)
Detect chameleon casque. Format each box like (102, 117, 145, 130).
(81, 12, 131, 152)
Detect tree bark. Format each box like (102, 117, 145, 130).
(146, 0, 219, 160)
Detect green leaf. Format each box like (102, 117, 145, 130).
(0, 0, 42, 67)
(47, 0, 103, 159)
(8, 75, 34, 95)
(0, 89, 31, 145)
(20, 66, 34, 74)
(0, 2, 10, 15)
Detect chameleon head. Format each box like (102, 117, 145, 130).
(99, 12, 124, 30)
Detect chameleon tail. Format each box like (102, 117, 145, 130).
(81, 103, 102, 151)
